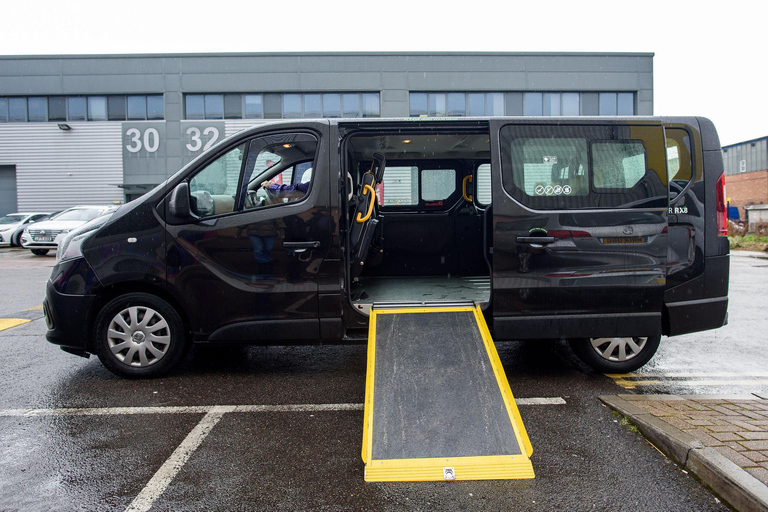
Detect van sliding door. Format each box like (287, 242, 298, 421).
(489, 120, 668, 340)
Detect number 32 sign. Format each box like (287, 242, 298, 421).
(181, 122, 225, 161)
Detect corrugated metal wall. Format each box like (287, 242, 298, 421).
(723, 138, 768, 176)
(0, 123, 123, 210)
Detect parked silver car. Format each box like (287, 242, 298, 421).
(0, 212, 51, 247)
(21, 205, 118, 255)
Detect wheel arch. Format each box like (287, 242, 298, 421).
(86, 281, 191, 352)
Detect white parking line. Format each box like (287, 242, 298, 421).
(0, 399, 563, 417)
(0, 398, 566, 511)
(125, 406, 234, 512)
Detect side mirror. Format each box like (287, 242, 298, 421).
(167, 182, 199, 224)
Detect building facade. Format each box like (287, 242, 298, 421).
(722, 136, 768, 220)
(0, 52, 654, 214)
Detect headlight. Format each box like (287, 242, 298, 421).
(55, 213, 113, 263)
(57, 230, 94, 263)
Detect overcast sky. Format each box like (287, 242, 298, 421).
(3, 0, 765, 146)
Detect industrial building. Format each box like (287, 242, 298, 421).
(0, 52, 654, 214)
(722, 136, 768, 223)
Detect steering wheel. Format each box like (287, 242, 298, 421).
(246, 190, 264, 208)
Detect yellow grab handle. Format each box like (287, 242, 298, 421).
(356, 184, 376, 223)
(462, 175, 473, 202)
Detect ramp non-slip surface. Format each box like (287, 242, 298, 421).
(362, 306, 534, 482)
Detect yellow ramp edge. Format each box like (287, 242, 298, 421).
(362, 305, 534, 482)
(0, 318, 31, 332)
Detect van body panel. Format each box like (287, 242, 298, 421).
(163, 122, 332, 338)
(489, 119, 669, 340)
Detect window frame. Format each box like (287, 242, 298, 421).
(378, 160, 463, 211)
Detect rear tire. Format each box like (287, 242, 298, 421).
(31, 249, 49, 256)
(568, 335, 661, 373)
(94, 293, 188, 378)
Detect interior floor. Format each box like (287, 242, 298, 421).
(352, 276, 490, 305)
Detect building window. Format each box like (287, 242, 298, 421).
(0, 94, 163, 123)
(191, 92, 383, 119)
(223, 94, 241, 119)
(28, 97, 48, 122)
(283, 94, 302, 118)
(87, 96, 107, 121)
(525, 92, 582, 116)
(322, 93, 341, 118)
(108, 96, 126, 120)
(410, 92, 506, 117)
(244, 95, 263, 119)
(342, 94, 360, 118)
(127, 96, 147, 120)
(67, 97, 86, 121)
(48, 97, 66, 121)
(598, 92, 634, 116)
(204, 94, 223, 119)
(147, 95, 164, 120)
(362, 93, 380, 117)
(304, 94, 321, 118)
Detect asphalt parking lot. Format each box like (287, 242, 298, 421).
(3, 248, 763, 511)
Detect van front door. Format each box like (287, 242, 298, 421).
(490, 120, 668, 341)
(165, 126, 332, 342)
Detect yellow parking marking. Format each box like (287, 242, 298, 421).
(607, 374, 768, 389)
(23, 305, 43, 311)
(0, 318, 32, 331)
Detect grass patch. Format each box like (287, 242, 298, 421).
(612, 410, 640, 433)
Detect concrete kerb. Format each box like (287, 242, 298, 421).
(599, 395, 768, 512)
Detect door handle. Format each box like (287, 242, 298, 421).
(284, 241, 321, 253)
(516, 236, 556, 244)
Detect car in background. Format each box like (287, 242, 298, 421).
(8, 211, 63, 247)
(0, 212, 51, 247)
(21, 205, 118, 255)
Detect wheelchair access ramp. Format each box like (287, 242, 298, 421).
(362, 304, 534, 482)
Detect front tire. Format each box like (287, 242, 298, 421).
(568, 335, 661, 373)
(31, 249, 49, 256)
(94, 293, 188, 378)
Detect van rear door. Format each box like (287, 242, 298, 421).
(489, 120, 669, 340)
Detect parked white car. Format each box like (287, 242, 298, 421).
(0, 212, 51, 247)
(21, 205, 118, 256)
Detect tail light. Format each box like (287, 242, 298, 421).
(716, 173, 727, 237)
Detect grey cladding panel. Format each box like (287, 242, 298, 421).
(372, 311, 520, 460)
(179, 56, 300, 74)
(62, 58, 166, 75)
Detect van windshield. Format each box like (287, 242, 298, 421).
(54, 209, 104, 222)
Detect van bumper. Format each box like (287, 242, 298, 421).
(664, 296, 728, 336)
(44, 262, 98, 352)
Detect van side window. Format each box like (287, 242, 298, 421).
(188, 143, 246, 218)
(476, 163, 492, 206)
(240, 133, 318, 210)
(592, 141, 647, 189)
(421, 169, 456, 202)
(379, 165, 458, 207)
(665, 128, 693, 185)
(511, 137, 589, 197)
(381, 166, 419, 206)
(501, 124, 667, 209)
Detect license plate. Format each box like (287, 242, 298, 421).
(601, 237, 647, 244)
(34, 236, 53, 242)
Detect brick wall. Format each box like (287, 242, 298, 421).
(725, 170, 768, 219)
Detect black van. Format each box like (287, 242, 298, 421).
(44, 117, 729, 377)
